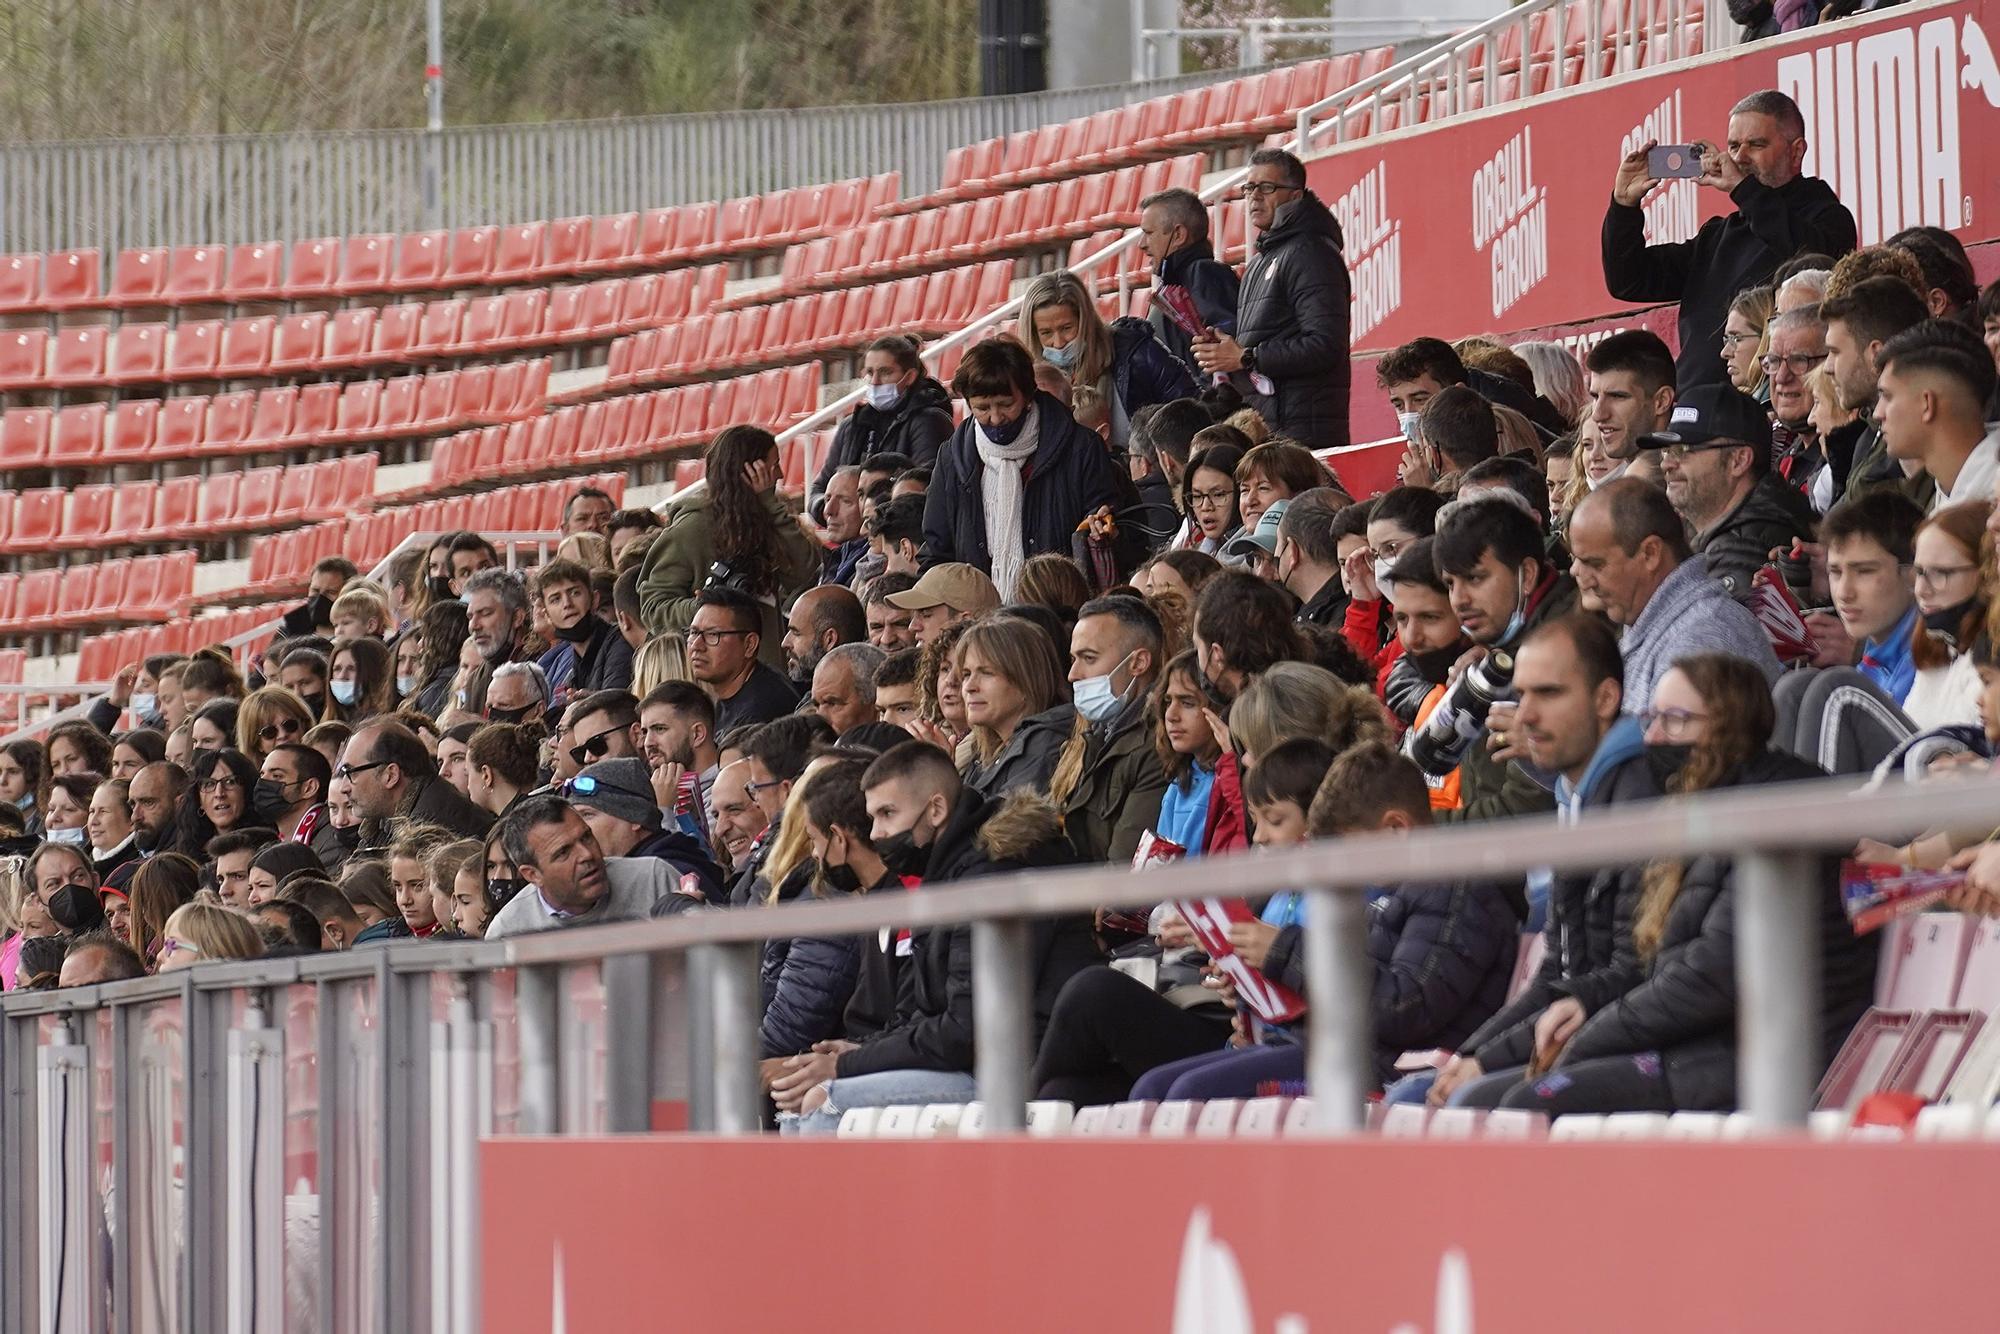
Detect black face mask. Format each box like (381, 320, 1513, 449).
(303, 593, 334, 628)
(251, 779, 295, 824)
(487, 876, 528, 906)
(1407, 642, 1467, 687)
(1195, 659, 1231, 713)
(1645, 743, 1695, 788)
(1923, 598, 1977, 645)
(428, 575, 455, 600)
(820, 859, 863, 894)
(331, 824, 362, 853)
(552, 616, 597, 644)
(299, 692, 326, 719)
(875, 827, 930, 879)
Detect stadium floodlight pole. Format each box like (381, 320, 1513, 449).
(424, 0, 446, 227)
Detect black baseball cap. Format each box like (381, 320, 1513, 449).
(1636, 383, 1773, 453)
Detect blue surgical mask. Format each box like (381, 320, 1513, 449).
(395, 673, 419, 697)
(865, 381, 903, 411)
(1042, 340, 1079, 372)
(331, 679, 359, 706)
(1398, 411, 1423, 444)
(1073, 653, 1136, 724)
(48, 826, 87, 847)
(982, 413, 1028, 447)
(1494, 566, 1533, 646)
(129, 691, 157, 719)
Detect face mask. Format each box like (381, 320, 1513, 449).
(1645, 743, 1695, 787)
(552, 617, 596, 644)
(300, 692, 326, 718)
(1373, 558, 1396, 590)
(1492, 566, 1534, 646)
(332, 825, 362, 853)
(1073, 652, 1136, 724)
(487, 705, 533, 725)
(981, 413, 1028, 447)
(458, 593, 472, 606)
(251, 779, 295, 823)
(330, 680, 359, 706)
(820, 855, 864, 894)
(875, 825, 931, 879)
(395, 673, 420, 697)
(1398, 411, 1423, 444)
(1407, 642, 1465, 687)
(302, 593, 334, 627)
(13, 793, 32, 814)
(1923, 599, 1975, 644)
(1195, 651, 1232, 712)
(47, 826, 87, 847)
(130, 692, 157, 720)
(865, 381, 903, 412)
(428, 575, 454, 600)
(487, 876, 528, 905)
(1041, 340, 1079, 372)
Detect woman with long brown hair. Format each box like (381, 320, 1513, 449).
(1489, 654, 1876, 1117)
(1904, 501, 1992, 730)
(955, 615, 1071, 797)
(128, 852, 200, 969)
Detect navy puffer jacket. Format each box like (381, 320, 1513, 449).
(757, 862, 863, 1059)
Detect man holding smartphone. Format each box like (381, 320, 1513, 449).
(1601, 89, 1856, 390)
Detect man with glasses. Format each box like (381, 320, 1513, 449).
(1567, 476, 1779, 714)
(689, 588, 800, 735)
(1603, 88, 1856, 388)
(1139, 186, 1239, 381)
(1764, 305, 1830, 492)
(256, 743, 341, 867)
(1642, 382, 1814, 599)
(340, 719, 493, 845)
(1190, 148, 1351, 449)
(562, 757, 722, 905)
(1875, 320, 2000, 514)
(566, 690, 641, 771)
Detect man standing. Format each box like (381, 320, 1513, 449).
(1139, 186, 1240, 379)
(884, 564, 1000, 649)
(811, 335, 954, 507)
(1643, 383, 1815, 598)
(781, 585, 866, 688)
(464, 569, 532, 668)
(1875, 321, 2000, 513)
(1567, 477, 1780, 711)
(562, 486, 616, 538)
(341, 719, 494, 845)
(1192, 148, 1351, 449)
(810, 644, 886, 738)
(485, 797, 686, 939)
(534, 559, 633, 704)
(1603, 89, 1857, 387)
(1275, 488, 1350, 628)
(1585, 332, 1678, 485)
(815, 467, 868, 588)
(1822, 277, 1934, 506)
(689, 588, 800, 733)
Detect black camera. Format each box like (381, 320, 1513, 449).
(704, 560, 756, 596)
(1405, 649, 1515, 777)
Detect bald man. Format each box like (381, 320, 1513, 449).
(781, 585, 866, 685)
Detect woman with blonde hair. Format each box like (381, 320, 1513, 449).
(236, 686, 316, 764)
(1513, 340, 1588, 425)
(1721, 285, 1777, 402)
(556, 531, 612, 572)
(1014, 554, 1094, 622)
(157, 900, 267, 971)
(1227, 663, 1389, 770)
(631, 633, 690, 698)
(955, 615, 1072, 796)
(1016, 270, 1194, 449)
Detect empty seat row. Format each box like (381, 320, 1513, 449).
(756, 155, 1203, 307)
(0, 177, 894, 315)
(0, 361, 549, 469)
(0, 553, 196, 633)
(0, 456, 373, 554)
(424, 364, 820, 492)
(75, 600, 294, 683)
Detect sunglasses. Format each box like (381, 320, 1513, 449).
(567, 730, 622, 767)
(560, 774, 658, 806)
(259, 717, 303, 743)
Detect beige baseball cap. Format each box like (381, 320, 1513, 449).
(885, 563, 1001, 613)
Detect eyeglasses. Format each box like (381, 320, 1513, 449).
(744, 777, 786, 799)
(1189, 488, 1234, 510)
(1638, 706, 1709, 740)
(258, 717, 302, 743)
(1912, 562, 1978, 587)
(159, 938, 201, 960)
(1659, 441, 1746, 460)
(1720, 331, 1760, 349)
(560, 774, 657, 806)
(199, 776, 242, 793)
(688, 628, 752, 646)
(334, 760, 389, 781)
(1236, 181, 1298, 199)
(1759, 351, 1827, 375)
(567, 730, 623, 766)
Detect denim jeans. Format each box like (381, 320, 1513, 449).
(780, 1068, 980, 1137)
(1382, 1069, 1438, 1105)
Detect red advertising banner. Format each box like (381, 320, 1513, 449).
(483, 1137, 2000, 1332)
(1310, 0, 2000, 357)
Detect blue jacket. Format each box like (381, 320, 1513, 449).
(1148, 240, 1240, 377)
(1109, 316, 1198, 422)
(758, 864, 862, 1058)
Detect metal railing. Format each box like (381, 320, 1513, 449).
(2, 771, 1991, 1330)
(0, 65, 1254, 255)
(1136, 16, 1465, 80)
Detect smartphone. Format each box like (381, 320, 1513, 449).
(1647, 144, 1704, 179)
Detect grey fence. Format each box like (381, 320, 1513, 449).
(0, 64, 1259, 255)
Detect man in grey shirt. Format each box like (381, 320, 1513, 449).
(485, 794, 682, 939)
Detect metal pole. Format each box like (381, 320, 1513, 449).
(516, 964, 560, 1135)
(424, 0, 445, 226)
(973, 920, 1032, 1133)
(1304, 887, 1372, 1133)
(1735, 851, 1820, 1131)
(700, 943, 762, 1135)
(1130, 0, 1149, 83)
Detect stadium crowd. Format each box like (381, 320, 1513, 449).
(4, 102, 2000, 1128)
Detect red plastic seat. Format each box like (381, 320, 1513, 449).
(452, 296, 507, 353)
(334, 234, 395, 296)
(538, 217, 592, 276)
(440, 227, 497, 287)
(49, 403, 106, 466)
(42, 249, 103, 310)
(619, 273, 661, 333)
(268, 312, 328, 374)
(0, 254, 41, 313)
(222, 242, 285, 303)
(272, 464, 314, 522)
(105, 248, 168, 308)
(106, 400, 158, 462)
(149, 476, 200, 538)
(50, 325, 110, 386)
(0, 330, 48, 390)
(364, 302, 422, 366)
(449, 365, 494, 424)
(295, 382, 341, 443)
(326, 381, 382, 443)
(321, 307, 377, 368)
(156, 398, 208, 458)
(10, 488, 65, 551)
(416, 298, 465, 357)
(109, 481, 156, 540)
(217, 316, 274, 378)
(639, 207, 679, 260)
(415, 370, 459, 431)
(241, 387, 296, 450)
(0, 409, 50, 468)
(11, 569, 57, 625)
(580, 279, 626, 338)
(166, 319, 222, 380)
(370, 375, 422, 441)
(283, 238, 342, 299)
(542, 285, 589, 343)
(202, 391, 256, 453)
(496, 289, 548, 348)
(164, 245, 226, 305)
(234, 467, 282, 529)
(579, 213, 639, 272)
(335, 454, 377, 511)
(670, 203, 718, 259)
(389, 230, 448, 291)
(489, 223, 547, 286)
(54, 563, 100, 626)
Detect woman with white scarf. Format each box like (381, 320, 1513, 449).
(921, 337, 1129, 601)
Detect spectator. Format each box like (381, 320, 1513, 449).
(1822, 277, 1934, 506)
(1776, 268, 1830, 312)
(1585, 331, 1678, 486)
(464, 723, 540, 818)
(872, 649, 923, 732)
(1049, 596, 1167, 864)
(534, 558, 633, 704)
(636, 680, 721, 826)
(46, 722, 112, 779)
(812, 335, 954, 506)
(777, 742, 1096, 1132)
(155, 902, 265, 971)
(565, 690, 640, 771)
(688, 587, 801, 734)
(754, 759, 872, 1071)
(1275, 487, 1350, 628)
(1763, 304, 1831, 494)
(862, 572, 919, 652)
(1904, 501, 1991, 731)
(883, 563, 1000, 649)
(1379, 538, 1472, 775)
(1805, 362, 1863, 513)
(813, 466, 868, 587)
(40, 773, 92, 848)
(859, 496, 924, 588)
(810, 644, 885, 738)
(730, 715, 837, 904)
(607, 508, 664, 569)
(1569, 477, 1781, 711)
(58, 932, 148, 988)
(190, 700, 240, 754)
(341, 719, 493, 845)
(1133, 399, 1214, 508)
(330, 588, 391, 643)
(178, 749, 259, 855)
(244, 841, 321, 906)
(253, 743, 339, 865)
(1721, 284, 1777, 401)
(1236, 440, 1339, 538)
(1887, 227, 1981, 321)
(1149, 650, 1228, 856)
(1376, 336, 1561, 449)
(567, 757, 723, 903)
(484, 795, 682, 938)
(1513, 340, 1588, 426)
(708, 759, 768, 877)
(611, 567, 649, 652)
(1412, 385, 1499, 492)
(629, 633, 688, 699)
(1876, 320, 2000, 513)
(1019, 270, 1196, 449)
(1190, 570, 1303, 705)
(127, 762, 186, 856)
(1604, 90, 1857, 386)
(444, 533, 500, 600)
(408, 602, 469, 720)
(1177, 441, 1246, 557)
(924, 337, 1126, 599)
(1822, 493, 1926, 706)
(957, 616, 1073, 798)
(561, 486, 615, 538)
(86, 780, 138, 879)
(639, 425, 819, 669)
(235, 687, 313, 766)
(1141, 186, 1240, 379)
(781, 586, 866, 687)
(484, 661, 551, 729)
(327, 637, 395, 727)
(1191, 148, 1351, 448)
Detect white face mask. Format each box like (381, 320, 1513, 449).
(395, 673, 419, 696)
(1398, 411, 1423, 444)
(1373, 558, 1396, 589)
(130, 691, 158, 718)
(865, 381, 903, 411)
(48, 826, 88, 846)
(331, 679, 359, 706)
(1073, 652, 1137, 723)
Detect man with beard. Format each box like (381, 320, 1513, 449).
(1644, 382, 1814, 598)
(128, 762, 188, 857)
(1823, 276, 1932, 506)
(781, 586, 865, 690)
(636, 680, 721, 838)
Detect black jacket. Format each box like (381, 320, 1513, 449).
(1265, 875, 1526, 1087)
(1233, 190, 1351, 448)
(920, 393, 1126, 576)
(1843, 421, 1938, 509)
(361, 774, 493, 848)
(628, 825, 726, 903)
(1559, 749, 1878, 1109)
(1696, 470, 1818, 600)
(1110, 317, 1199, 424)
(1602, 174, 1857, 390)
(813, 376, 955, 500)
(757, 862, 863, 1058)
(834, 791, 1100, 1078)
(1296, 574, 1348, 629)
(1460, 750, 1663, 1072)
(841, 868, 916, 1043)
(965, 703, 1075, 800)
(1149, 240, 1241, 378)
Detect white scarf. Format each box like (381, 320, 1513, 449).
(975, 408, 1040, 601)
